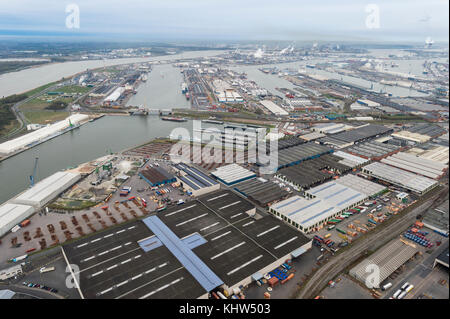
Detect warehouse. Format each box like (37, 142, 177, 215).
(391, 131, 431, 143)
(423, 200, 449, 236)
(407, 146, 449, 165)
(299, 132, 325, 142)
(139, 166, 176, 187)
(172, 163, 220, 196)
(62, 190, 312, 299)
(333, 151, 370, 168)
(345, 141, 403, 160)
(269, 175, 383, 233)
(312, 123, 352, 135)
(211, 164, 256, 186)
(362, 162, 438, 194)
(233, 178, 290, 206)
(260, 142, 333, 170)
(380, 152, 447, 180)
(0, 114, 89, 155)
(318, 124, 392, 149)
(276, 154, 352, 190)
(12, 171, 81, 208)
(0, 203, 35, 238)
(349, 239, 419, 286)
(260, 100, 289, 116)
(334, 174, 387, 197)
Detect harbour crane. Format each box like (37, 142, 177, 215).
(30, 157, 39, 187)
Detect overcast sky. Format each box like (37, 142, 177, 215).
(0, 0, 448, 43)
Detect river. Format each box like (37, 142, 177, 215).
(0, 116, 195, 204)
(0, 50, 224, 97)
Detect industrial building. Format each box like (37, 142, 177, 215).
(345, 141, 403, 160)
(211, 164, 256, 186)
(299, 132, 325, 142)
(362, 162, 438, 194)
(312, 123, 353, 135)
(62, 190, 312, 299)
(12, 171, 81, 209)
(276, 154, 352, 190)
(269, 175, 386, 233)
(332, 151, 370, 168)
(349, 239, 419, 286)
(139, 166, 176, 187)
(260, 100, 289, 116)
(0, 114, 89, 155)
(317, 124, 392, 149)
(0, 203, 35, 238)
(407, 146, 449, 165)
(380, 152, 448, 180)
(433, 246, 449, 269)
(260, 142, 333, 170)
(422, 200, 449, 236)
(233, 178, 290, 207)
(172, 163, 220, 196)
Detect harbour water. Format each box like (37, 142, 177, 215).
(126, 64, 190, 110)
(0, 50, 224, 97)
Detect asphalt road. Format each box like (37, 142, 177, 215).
(296, 191, 444, 299)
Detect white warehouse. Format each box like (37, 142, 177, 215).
(0, 114, 89, 155)
(0, 203, 35, 238)
(269, 175, 386, 233)
(12, 171, 81, 208)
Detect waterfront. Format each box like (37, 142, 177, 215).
(126, 64, 190, 110)
(0, 115, 191, 204)
(0, 50, 224, 97)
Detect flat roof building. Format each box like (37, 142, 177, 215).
(0, 203, 35, 238)
(62, 190, 312, 299)
(260, 100, 289, 116)
(211, 164, 256, 186)
(362, 162, 438, 195)
(12, 171, 81, 209)
(269, 175, 385, 233)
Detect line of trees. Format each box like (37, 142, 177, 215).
(0, 94, 28, 134)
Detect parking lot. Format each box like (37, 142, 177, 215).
(313, 189, 414, 252)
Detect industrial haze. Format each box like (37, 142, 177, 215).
(0, 0, 448, 308)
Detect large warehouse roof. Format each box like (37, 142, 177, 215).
(13, 171, 81, 208)
(380, 152, 447, 180)
(0, 203, 35, 237)
(333, 151, 370, 168)
(362, 162, 438, 194)
(260, 100, 289, 116)
(0, 114, 89, 155)
(350, 239, 418, 285)
(270, 176, 378, 231)
(63, 190, 311, 299)
(211, 164, 256, 185)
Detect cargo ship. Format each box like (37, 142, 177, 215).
(160, 116, 187, 122)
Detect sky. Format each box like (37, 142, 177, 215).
(0, 0, 448, 43)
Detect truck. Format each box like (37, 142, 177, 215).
(392, 289, 402, 299)
(382, 282, 393, 291)
(336, 228, 346, 235)
(40, 266, 55, 273)
(12, 254, 28, 263)
(20, 220, 31, 227)
(368, 219, 377, 225)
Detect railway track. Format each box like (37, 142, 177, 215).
(296, 192, 444, 299)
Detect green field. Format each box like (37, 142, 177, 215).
(23, 110, 70, 124)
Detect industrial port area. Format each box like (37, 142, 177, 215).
(0, 1, 448, 315)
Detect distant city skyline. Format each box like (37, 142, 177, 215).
(0, 0, 448, 43)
